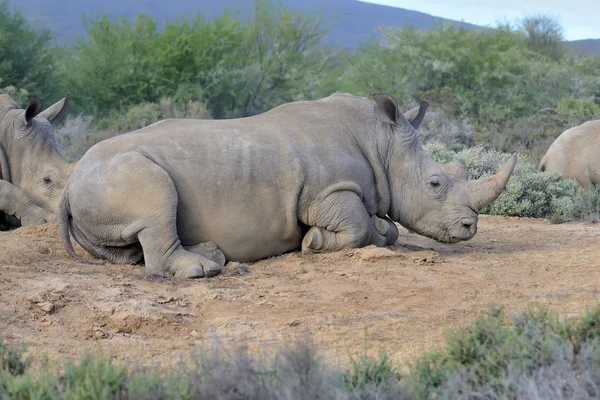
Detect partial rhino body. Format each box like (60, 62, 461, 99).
(60, 93, 516, 278)
(539, 119, 600, 189)
(0, 94, 71, 228)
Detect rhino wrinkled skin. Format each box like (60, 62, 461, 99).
(539, 119, 600, 189)
(0, 94, 71, 228)
(60, 93, 517, 279)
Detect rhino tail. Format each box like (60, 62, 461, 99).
(58, 187, 104, 265)
(539, 154, 548, 172)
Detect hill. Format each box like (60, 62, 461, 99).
(566, 39, 600, 55)
(10, 0, 600, 52)
(15, 0, 480, 48)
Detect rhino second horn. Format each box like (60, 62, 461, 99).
(467, 153, 517, 212)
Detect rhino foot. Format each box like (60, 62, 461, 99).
(369, 216, 399, 247)
(184, 241, 226, 276)
(171, 254, 223, 279)
(301, 227, 324, 255)
(20, 210, 50, 226)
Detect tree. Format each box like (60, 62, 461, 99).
(58, 0, 334, 120)
(519, 14, 565, 60)
(0, 0, 58, 99)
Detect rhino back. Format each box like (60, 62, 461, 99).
(542, 120, 600, 187)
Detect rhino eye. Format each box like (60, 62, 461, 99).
(43, 177, 52, 185)
(429, 181, 440, 188)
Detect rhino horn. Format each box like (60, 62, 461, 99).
(403, 100, 429, 129)
(468, 153, 517, 212)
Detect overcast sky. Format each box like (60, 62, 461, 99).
(360, 0, 599, 41)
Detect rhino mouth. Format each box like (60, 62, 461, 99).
(405, 215, 478, 244)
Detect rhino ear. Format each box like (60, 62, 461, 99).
(372, 93, 398, 124)
(404, 100, 429, 130)
(38, 93, 70, 124)
(24, 95, 43, 125)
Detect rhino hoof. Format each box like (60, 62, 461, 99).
(173, 266, 205, 279)
(186, 267, 205, 279)
(203, 260, 223, 278)
(375, 218, 389, 236)
(302, 228, 324, 255)
(185, 242, 226, 268)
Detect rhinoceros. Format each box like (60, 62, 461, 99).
(539, 119, 600, 189)
(59, 93, 516, 278)
(0, 93, 71, 228)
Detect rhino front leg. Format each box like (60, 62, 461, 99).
(0, 180, 50, 226)
(301, 190, 373, 255)
(368, 215, 399, 247)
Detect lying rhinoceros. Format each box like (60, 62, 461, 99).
(0, 93, 71, 228)
(59, 93, 516, 278)
(539, 119, 600, 188)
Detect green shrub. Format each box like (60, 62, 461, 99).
(2, 305, 600, 399)
(556, 97, 600, 119)
(343, 351, 395, 390)
(0, 336, 30, 376)
(408, 305, 600, 399)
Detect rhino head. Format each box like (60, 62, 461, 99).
(0, 94, 70, 220)
(373, 93, 516, 243)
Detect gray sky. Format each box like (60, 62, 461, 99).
(360, 0, 599, 40)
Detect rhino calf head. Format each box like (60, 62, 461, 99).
(374, 94, 517, 243)
(0, 94, 70, 219)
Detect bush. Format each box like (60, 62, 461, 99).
(417, 107, 476, 150)
(0, 335, 30, 376)
(2, 304, 600, 399)
(424, 143, 600, 222)
(54, 96, 212, 162)
(0, 0, 59, 99)
(54, 114, 118, 162)
(407, 305, 600, 399)
(556, 97, 600, 119)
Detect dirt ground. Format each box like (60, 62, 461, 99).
(1, 215, 600, 370)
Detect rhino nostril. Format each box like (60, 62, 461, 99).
(461, 218, 475, 229)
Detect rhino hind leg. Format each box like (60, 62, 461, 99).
(301, 190, 373, 255)
(71, 151, 222, 279)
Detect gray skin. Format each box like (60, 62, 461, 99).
(0, 94, 71, 228)
(60, 93, 517, 279)
(539, 119, 600, 189)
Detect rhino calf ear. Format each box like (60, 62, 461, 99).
(38, 93, 70, 124)
(24, 95, 44, 124)
(372, 93, 398, 125)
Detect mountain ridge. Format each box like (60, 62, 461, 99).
(11, 0, 600, 53)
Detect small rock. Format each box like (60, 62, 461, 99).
(38, 301, 55, 314)
(27, 294, 44, 304)
(387, 312, 406, 318)
(190, 330, 200, 338)
(155, 296, 176, 304)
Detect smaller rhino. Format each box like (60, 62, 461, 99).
(539, 119, 600, 189)
(0, 93, 71, 227)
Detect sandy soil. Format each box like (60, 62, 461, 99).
(1, 216, 600, 370)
